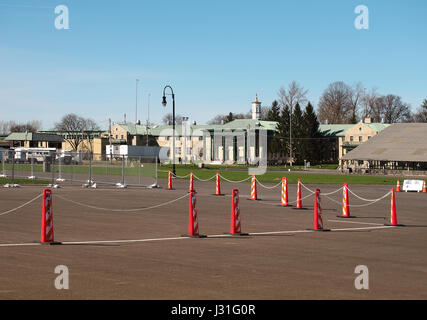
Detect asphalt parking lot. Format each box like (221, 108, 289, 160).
(0, 178, 426, 299)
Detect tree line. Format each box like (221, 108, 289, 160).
(206, 81, 426, 164)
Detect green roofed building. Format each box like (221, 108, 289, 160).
(4, 132, 63, 149)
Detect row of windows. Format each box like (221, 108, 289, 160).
(349, 136, 372, 142)
(113, 135, 203, 141)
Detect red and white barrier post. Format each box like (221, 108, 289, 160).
(189, 172, 195, 193)
(228, 189, 248, 236)
(338, 183, 353, 218)
(313, 189, 329, 231)
(386, 188, 403, 227)
(215, 172, 223, 196)
(296, 179, 302, 209)
(281, 177, 288, 207)
(250, 174, 258, 200)
(40, 189, 61, 245)
(168, 170, 173, 190)
(182, 190, 206, 238)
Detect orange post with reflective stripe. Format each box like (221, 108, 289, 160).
(313, 189, 324, 231)
(341, 183, 351, 218)
(188, 190, 199, 236)
(41, 189, 54, 243)
(390, 188, 398, 226)
(189, 172, 195, 193)
(250, 174, 257, 200)
(296, 179, 302, 209)
(230, 189, 241, 234)
(215, 172, 222, 195)
(168, 170, 173, 190)
(281, 177, 288, 206)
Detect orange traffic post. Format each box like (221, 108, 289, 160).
(40, 189, 61, 245)
(182, 190, 206, 238)
(337, 183, 354, 218)
(214, 172, 224, 196)
(228, 189, 248, 236)
(312, 189, 329, 232)
(281, 177, 288, 207)
(386, 188, 403, 227)
(168, 170, 173, 190)
(249, 174, 258, 200)
(189, 172, 195, 193)
(296, 179, 302, 209)
(396, 180, 401, 192)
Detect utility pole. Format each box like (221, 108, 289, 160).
(146, 93, 150, 147)
(135, 79, 139, 124)
(109, 118, 112, 164)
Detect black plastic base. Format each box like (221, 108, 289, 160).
(292, 207, 308, 210)
(307, 228, 331, 232)
(224, 232, 250, 236)
(247, 198, 262, 201)
(181, 234, 207, 238)
(212, 194, 225, 196)
(384, 224, 405, 227)
(336, 215, 357, 218)
(40, 241, 62, 245)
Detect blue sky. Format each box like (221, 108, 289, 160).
(1, 0, 426, 130)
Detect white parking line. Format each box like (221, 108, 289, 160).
(327, 219, 384, 226)
(0, 225, 394, 248)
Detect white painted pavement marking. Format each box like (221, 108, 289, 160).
(327, 219, 384, 226)
(0, 225, 394, 248)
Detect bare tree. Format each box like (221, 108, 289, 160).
(0, 120, 42, 134)
(414, 99, 427, 123)
(349, 82, 365, 123)
(360, 87, 380, 120)
(317, 81, 353, 124)
(277, 81, 308, 111)
(54, 114, 100, 150)
(162, 113, 184, 125)
(377, 94, 412, 123)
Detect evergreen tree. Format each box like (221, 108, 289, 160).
(302, 102, 321, 164)
(273, 105, 290, 158)
(226, 112, 234, 123)
(291, 103, 304, 164)
(266, 100, 281, 122)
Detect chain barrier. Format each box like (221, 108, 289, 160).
(300, 182, 316, 194)
(323, 190, 391, 208)
(0, 193, 43, 217)
(218, 174, 252, 183)
(56, 192, 189, 213)
(347, 187, 389, 202)
(255, 179, 282, 190)
(192, 174, 216, 182)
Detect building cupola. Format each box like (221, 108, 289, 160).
(251, 94, 261, 120)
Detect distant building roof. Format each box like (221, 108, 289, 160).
(4, 132, 64, 142)
(364, 123, 390, 133)
(319, 124, 355, 137)
(342, 123, 427, 162)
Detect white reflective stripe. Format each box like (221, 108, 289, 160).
(45, 208, 51, 221)
(46, 220, 52, 234)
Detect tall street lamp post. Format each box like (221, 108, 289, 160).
(162, 85, 176, 175)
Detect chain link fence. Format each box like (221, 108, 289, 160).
(0, 150, 159, 188)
